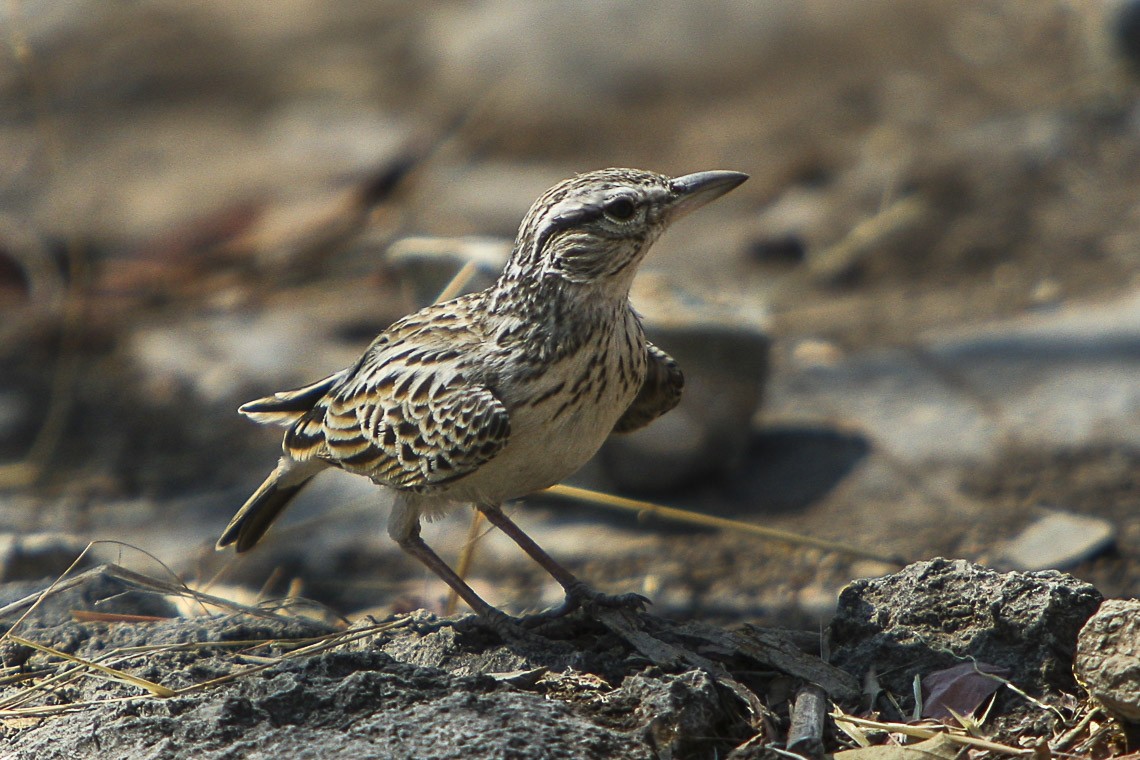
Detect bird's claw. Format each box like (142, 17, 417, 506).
(517, 584, 650, 627)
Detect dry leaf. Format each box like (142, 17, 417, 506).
(921, 662, 1008, 722)
(834, 733, 960, 759)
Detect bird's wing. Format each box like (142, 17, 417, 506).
(612, 341, 683, 433)
(281, 306, 510, 490)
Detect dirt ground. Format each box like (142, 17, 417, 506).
(1, 1, 1139, 757)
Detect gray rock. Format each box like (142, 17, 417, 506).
(0, 391, 31, 443)
(600, 273, 771, 492)
(0, 567, 180, 628)
(0, 532, 90, 583)
(1, 609, 747, 759)
(829, 558, 1103, 704)
(766, 288, 1140, 466)
(1075, 598, 1140, 724)
(1002, 510, 1116, 571)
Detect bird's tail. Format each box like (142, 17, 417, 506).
(239, 367, 350, 427)
(216, 461, 321, 553)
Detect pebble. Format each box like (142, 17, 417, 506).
(1075, 598, 1140, 724)
(0, 532, 90, 582)
(1001, 510, 1116, 571)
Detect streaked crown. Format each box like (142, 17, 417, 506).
(496, 168, 748, 294)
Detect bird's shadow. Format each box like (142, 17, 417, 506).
(544, 425, 871, 530)
(715, 425, 871, 517)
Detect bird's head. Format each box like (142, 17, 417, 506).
(500, 168, 748, 297)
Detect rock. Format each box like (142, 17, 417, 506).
(829, 558, 1103, 704)
(768, 288, 1140, 465)
(1075, 598, 1140, 725)
(748, 233, 806, 267)
(1001, 510, 1116, 571)
(0, 532, 90, 583)
(0, 567, 180, 628)
(384, 235, 509, 307)
(0, 391, 31, 445)
(1, 609, 752, 759)
(622, 670, 732, 758)
(599, 273, 771, 493)
(0, 214, 66, 307)
(1115, 0, 1140, 72)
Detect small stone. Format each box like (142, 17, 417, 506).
(1002, 510, 1116, 571)
(1115, 0, 1140, 72)
(1075, 598, 1140, 724)
(792, 339, 843, 368)
(1029, 278, 1062, 306)
(0, 532, 90, 582)
(749, 233, 806, 266)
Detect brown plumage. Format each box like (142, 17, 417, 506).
(217, 168, 748, 626)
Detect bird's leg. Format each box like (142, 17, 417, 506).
(475, 502, 649, 621)
(395, 526, 521, 637)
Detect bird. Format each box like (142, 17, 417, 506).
(217, 167, 749, 628)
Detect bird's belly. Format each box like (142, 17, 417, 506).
(434, 363, 636, 506)
(417, 319, 647, 510)
(443, 397, 622, 504)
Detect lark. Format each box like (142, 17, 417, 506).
(217, 168, 748, 625)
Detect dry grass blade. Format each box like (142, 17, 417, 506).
(434, 258, 480, 304)
(545, 484, 908, 565)
(0, 696, 149, 720)
(0, 562, 330, 632)
(70, 611, 173, 623)
(447, 510, 486, 615)
(7, 635, 176, 698)
(1050, 706, 1102, 753)
(436, 259, 490, 615)
(976, 666, 1066, 722)
(831, 710, 1033, 756)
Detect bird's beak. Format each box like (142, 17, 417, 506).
(667, 170, 749, 220)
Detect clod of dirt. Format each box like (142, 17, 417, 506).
(0, 567, 181, 629)
(1075, 598, 1140, 725)
(828, 558, 1103, 707)
(0, 533, 91, 583)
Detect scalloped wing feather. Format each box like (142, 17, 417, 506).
(612, 341, 683, 433)
(280, 298, 510, 491)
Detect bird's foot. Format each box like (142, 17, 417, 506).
(518, 582, 650, 627)
(474, 607, 531, 641)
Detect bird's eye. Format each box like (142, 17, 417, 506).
(603, 197, 636, 221)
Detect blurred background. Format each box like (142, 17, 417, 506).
(0, 0, 1137, 626)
